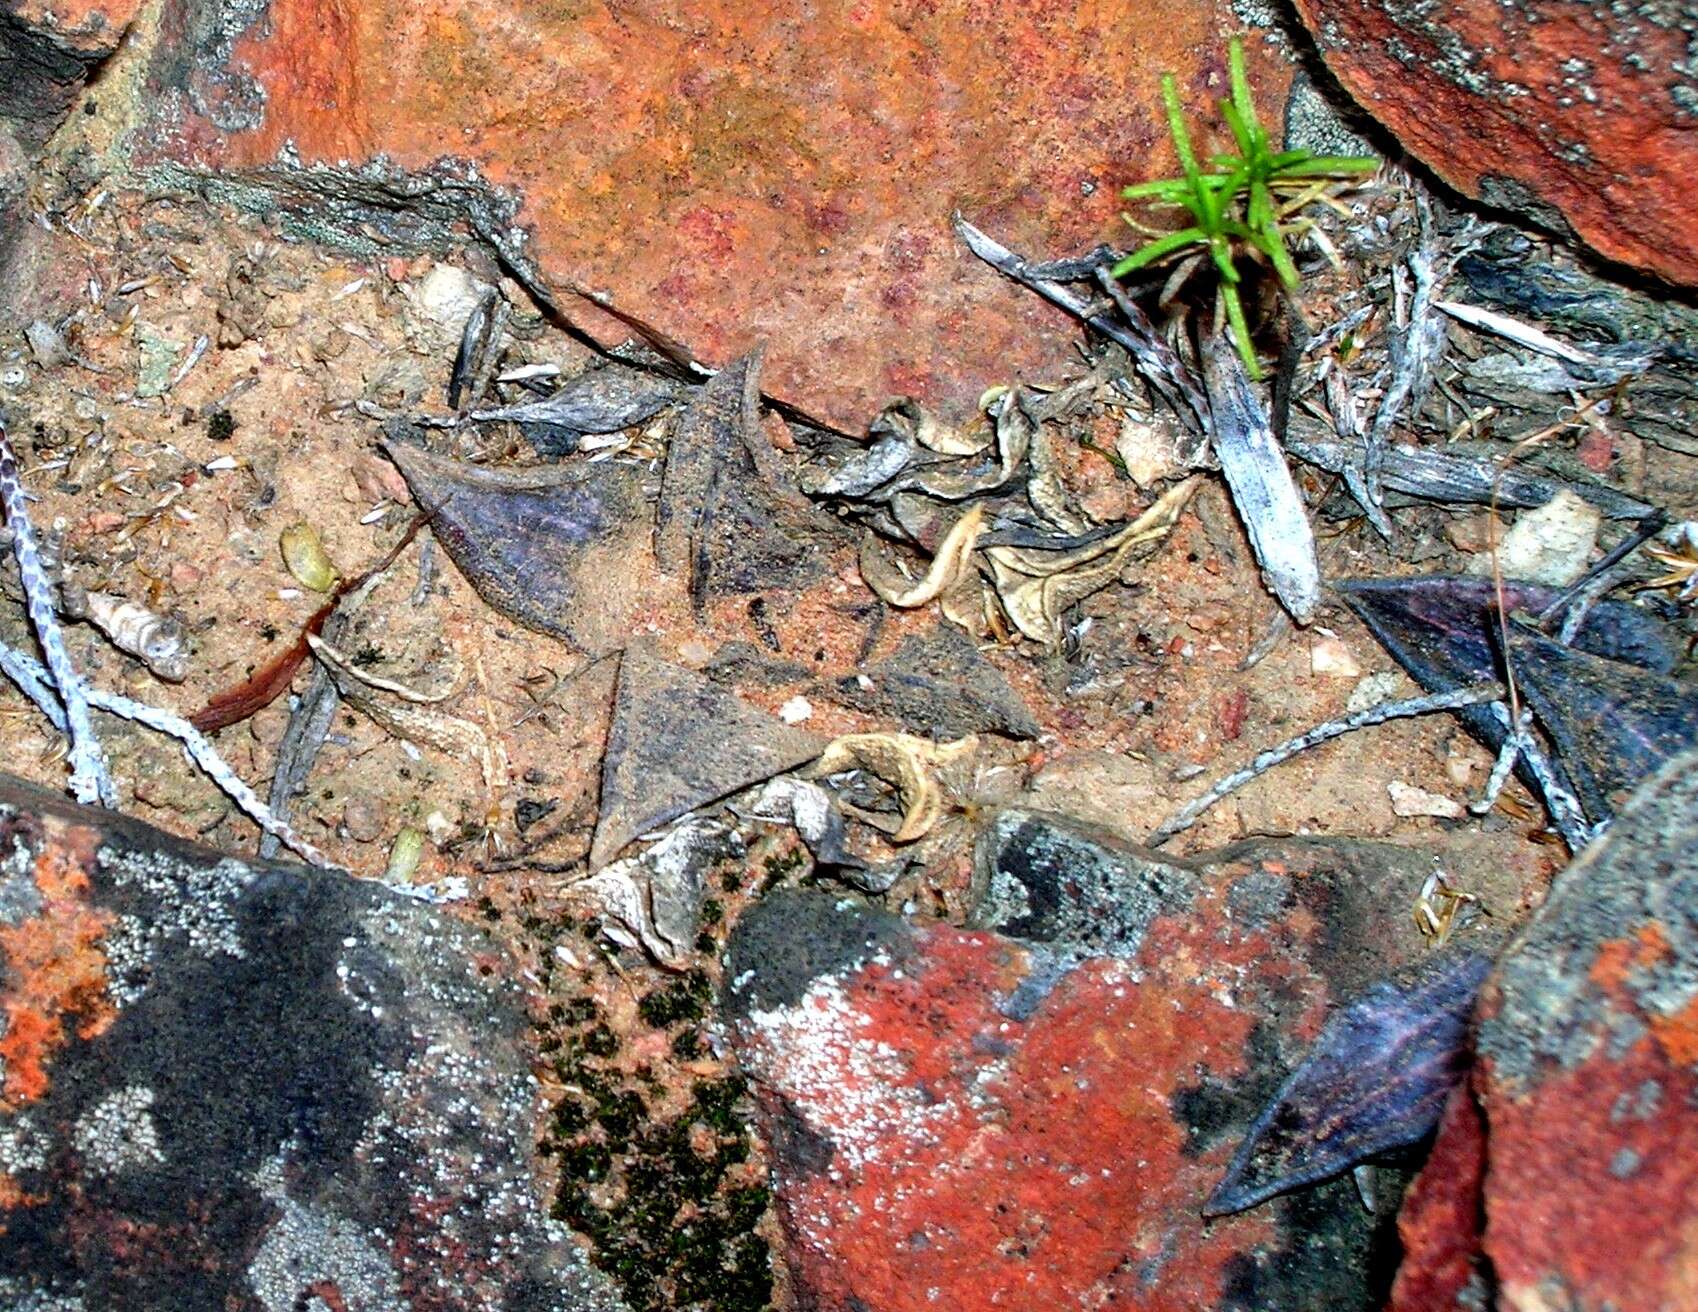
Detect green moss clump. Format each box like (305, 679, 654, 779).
(637, 970, 713, 1029)
(758, 845, 806, 894)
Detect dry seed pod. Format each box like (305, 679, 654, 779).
(384, 827, 427, 883)
(279, 522, 340, 593)
(84, 590, 189, 682)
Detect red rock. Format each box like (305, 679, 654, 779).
(1465, 749, 1698, 1310)
(0, 0, 139, 147)
(1293, 0, 1698, 286)
(728, 900, 1297, 1308)
(722, 818, 1511, 1310)
(5, 0, 136, 56)
(130, 0, 1291, 431)
(1386, 1084, 1488, 1312)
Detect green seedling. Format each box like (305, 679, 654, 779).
(1111, 38, 1375, 379)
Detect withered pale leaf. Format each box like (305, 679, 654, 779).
(809, 731, 978, 843)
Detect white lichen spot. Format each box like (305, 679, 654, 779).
(98, 850, 256, 1003)
(248, 1153, 406, 1312)
(0, 1112, 49, 1174)
(72, 1086, 165, 1175)
(746, 974, 957, 1173)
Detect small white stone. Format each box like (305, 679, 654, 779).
(779, 695, 813, 724)
(1387, 780, 1465, 819)
(1346, 670, 1406, 714)
(1309, 635, 1361, 678)
(403, 264, 495, 351)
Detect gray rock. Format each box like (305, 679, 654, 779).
(0, 773, 626, 1312)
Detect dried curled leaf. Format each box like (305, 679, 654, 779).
(987, 476, 1199, 643)
(1024, 406, 1091, 535)
(1205, 949, 1492, 1217)
(859, 505, 986, 608)
(574, 820, 739, 965)
(311, 638, 505, 796)
(809, 731, 979, 843)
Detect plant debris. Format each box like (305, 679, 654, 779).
(591, 642, 824, 869)
(385, 438, 651, 657)
(1206, 949, 1492, 1216)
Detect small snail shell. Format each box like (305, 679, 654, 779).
(84, 591, 189, 682)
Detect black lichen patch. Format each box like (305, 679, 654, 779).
(205, 408, 237, 441)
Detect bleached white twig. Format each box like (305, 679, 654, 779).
(0, 423, 114, 805)
(1148, 682, 1506, 845)
(0, 635, 338, 869)
(1435, 300, 1602, 367)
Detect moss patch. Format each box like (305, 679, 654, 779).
(529, 909, 774, 1312)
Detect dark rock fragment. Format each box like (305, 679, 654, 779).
(826, 625, 1039, 740)
(0, 1, 137, 151)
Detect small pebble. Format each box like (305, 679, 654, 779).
(779, 695, 813, 724)
(350, 454, 412, 506)
(1080, 484, 1134, 523)
(1346, 670, 1405, 714)
(1445, 739, 1482, 788)
(343, 796, 386, 843)
(1445, 512, 1503, 555)
(1387, 780, 1465, 819)
(424, 810, 454, 844)
(1309, 635, 1361, 678)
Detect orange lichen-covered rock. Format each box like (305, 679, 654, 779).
(130, 0, 1291, 431)
(1386, 1085, 1489, 1312)
(1293, 0, 1698, 286)
(1467, 750, 1698, 1311)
